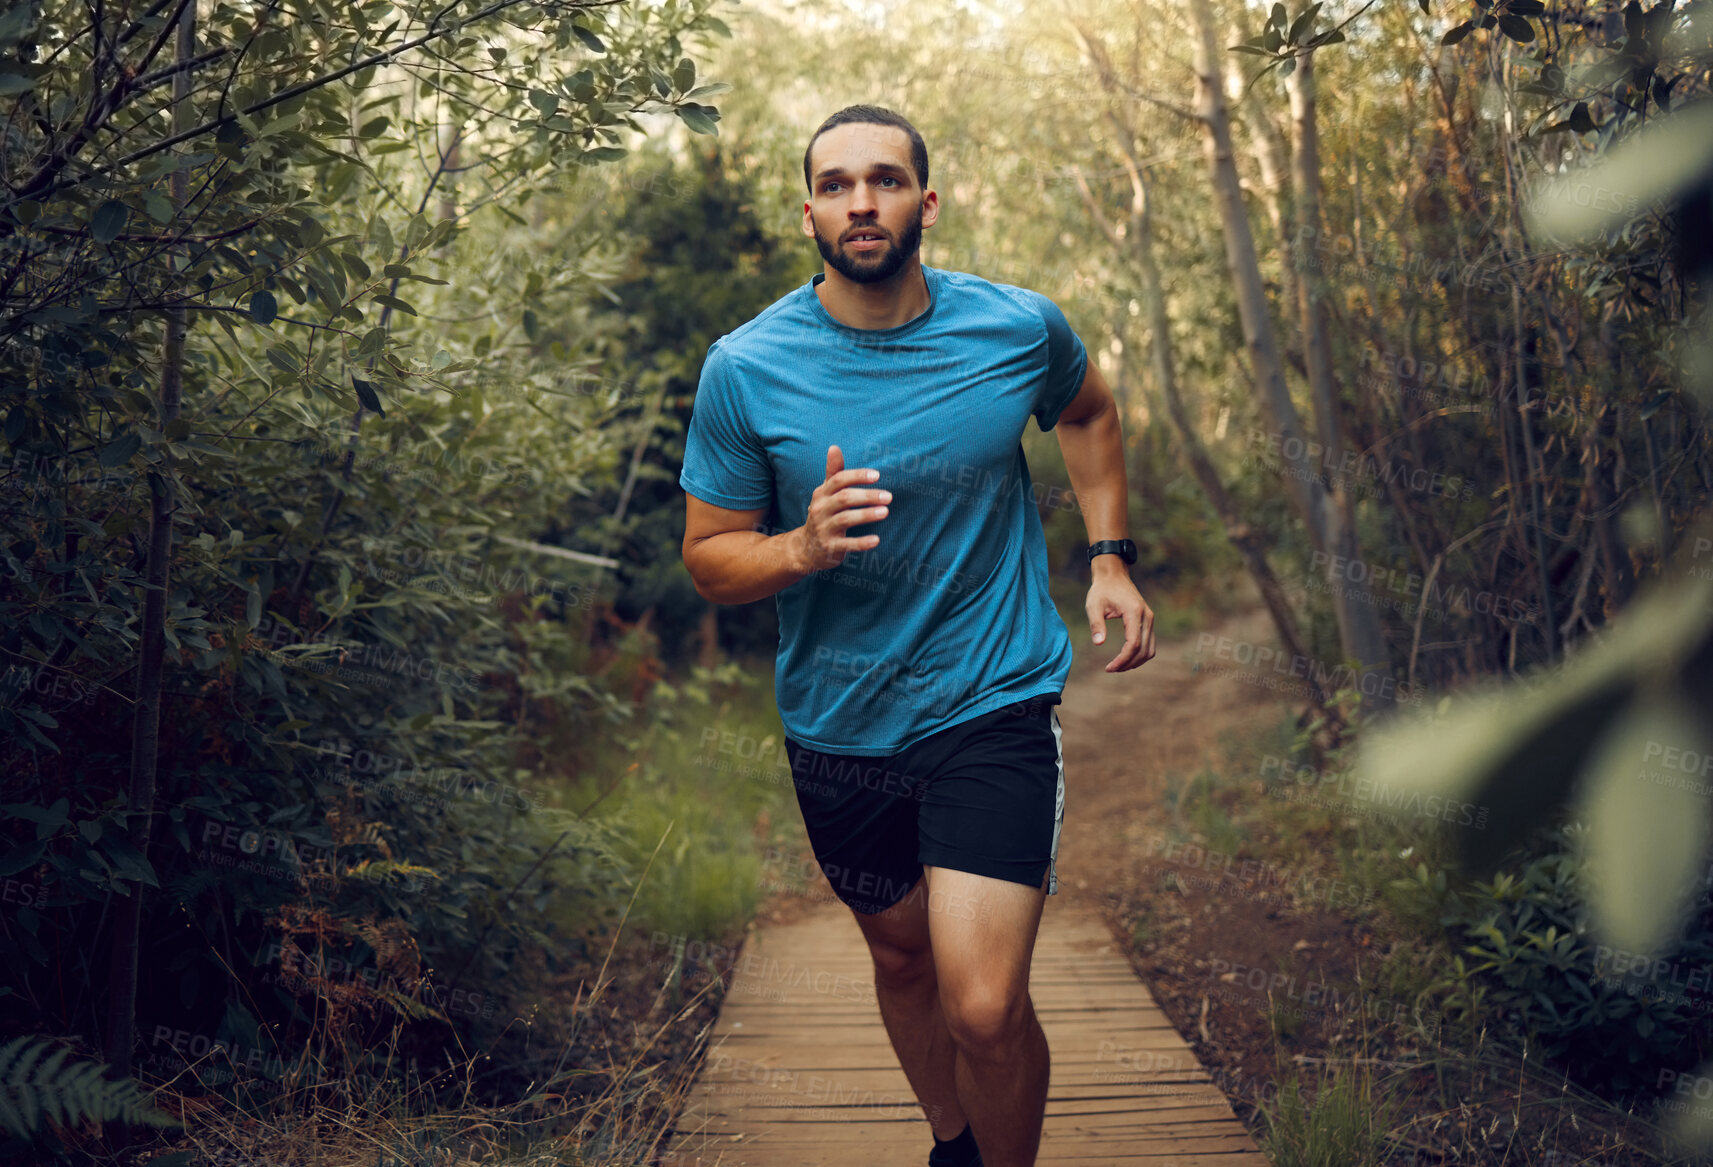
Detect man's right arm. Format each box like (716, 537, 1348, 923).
(683, 452, 892, 606)
(682, 496, 814, 606)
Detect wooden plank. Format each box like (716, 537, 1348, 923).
(659, 901, 1266, 1165)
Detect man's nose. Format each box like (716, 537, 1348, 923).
(848, 181, 878, 215)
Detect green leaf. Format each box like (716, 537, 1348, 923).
(249, 289, 278, 325)
(676, 105, 718, 136)
(90, 201, 128, 244)
(143, 192, 174, 224)
(529, 89, 560, 117)
(352, 377, 384, 416)
(685, 82, 733, 100)
(571, 24, 605, 53)
(1576, 695, 1712, 954)
(1309, 29, 1346, 45)
(1288, 2, 1323, 45)
(1497, 13, 1536, 41)
(582, 146, 627, 163)
(1507, 0, 1545, 13)
(673, 57, 696, 92)
(359, 116, 389, 139)
(245, 580, 262, 630)
(1280, 56, 1297, 77)
(99, 431, 141, 468)
(0, 73, 33, 95)
(1230, 44, 1274, 55)
(373, 293, 416, 316)
(1270, 2, 1287, 28)
(1442, 19, 1476, 44)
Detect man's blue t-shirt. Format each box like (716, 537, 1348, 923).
(679, 264, 1089, 756)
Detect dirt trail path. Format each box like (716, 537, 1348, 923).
(1051, 603, 1297, 913)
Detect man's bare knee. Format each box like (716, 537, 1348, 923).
(942, 983, 1030, 1052)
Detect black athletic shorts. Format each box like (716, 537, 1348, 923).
(782, 692, 1066, 915)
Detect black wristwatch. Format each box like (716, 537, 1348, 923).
(1088, 539, 1137, 565)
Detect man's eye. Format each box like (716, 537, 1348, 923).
(880, 177, 898, 187)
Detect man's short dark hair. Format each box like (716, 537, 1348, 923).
(802, 105, 929, 194)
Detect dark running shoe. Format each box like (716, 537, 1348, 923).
(927, 1121, 983, 1167)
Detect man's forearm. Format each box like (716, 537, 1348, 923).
(687, 526, 813, 605)
(1056, 403, 1131, 577)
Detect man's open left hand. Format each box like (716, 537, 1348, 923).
(1087, 575, 1155, 673)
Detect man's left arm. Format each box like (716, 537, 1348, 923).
(1053, 360, 1156, 672)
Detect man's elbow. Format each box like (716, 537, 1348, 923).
(1059, 399, 1119, 431)
(682, 541, 724, 604)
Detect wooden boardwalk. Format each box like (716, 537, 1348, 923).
(660, 901, 1269, 1166)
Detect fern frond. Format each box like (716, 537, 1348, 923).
(0, 1035, 180, 1140)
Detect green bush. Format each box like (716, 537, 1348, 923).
(1393, 827, 1713, 1094)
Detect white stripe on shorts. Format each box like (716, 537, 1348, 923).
(1047, 708, 1064, 895)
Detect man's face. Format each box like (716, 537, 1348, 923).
(802, 123, 938, 284)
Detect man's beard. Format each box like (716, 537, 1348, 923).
(813, 204, 924, 284)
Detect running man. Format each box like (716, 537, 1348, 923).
(678, 104, 1154, 1167)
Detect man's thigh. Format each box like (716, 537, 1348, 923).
(920, 864, 1045, 1003)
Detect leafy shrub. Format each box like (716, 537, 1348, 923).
(1393, 827, 1713, 1094)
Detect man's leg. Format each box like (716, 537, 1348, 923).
(848, 872, 969, 1140)
(922, 864, 1049, 1167)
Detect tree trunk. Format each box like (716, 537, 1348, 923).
(106, 0, 195, 1080)
(1188, 0, 1327, 556)
(1286, 51, 1395, 703)
(697, 603, 721, 671)
(1190, 0, 1401, 706)
(1131, 171, 1334, 716)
